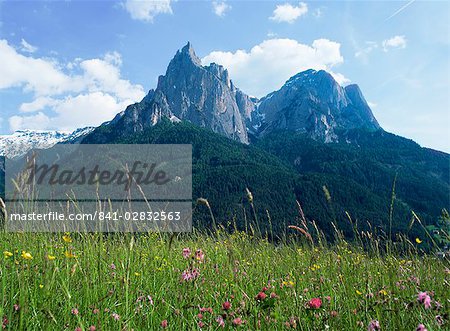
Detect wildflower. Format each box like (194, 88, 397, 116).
(75, 327, 82, 331)
(64, 251, 76, 258)
(255, 291, 267, 301)
(435, 315, 444, 326)
(89, 326, 96, 331)
(63, 234, 72, 243)
(182, 248, 191, 259)
(415, 238, 422, 244)
(3, 251, 13, 258)
(416, 324, 427, 331)
(198, 321, 205, 328)
(92, 309, 99, 314)
(161, 319, 168, 328)
(356, 290, 363, 295)
(232, 317, 243, 326)
(47, 255, 56, 261)
(195, 249, 205, 262)
(71, 308, 79, 316)
(222, 301, 231, 310)
(308, 298, 322, 309)
(21, 251, 33, 260)
(110, 263, 116, 270)
(111, 313, 120, 321)
(379, 289, 388, 296)
(424, 295, 432, 309)
(39, 284, 44, 289)
(2, 316, 8, 329)
(197, 313, 203, 319)
(13, 304, 20, 312)
(367, 320, 380, 331)
(216, 316, 225, 327)
(330, 311, 338, 318)
(134, 272, 141, 276)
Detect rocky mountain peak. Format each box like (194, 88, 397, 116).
(107, 43, 253, 144)
(256, 69, 381, 142)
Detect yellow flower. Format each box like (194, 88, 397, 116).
(134, 272, 141, 276)
(21, 251, 33, 260)
(47, 255, 56, 261)
(415, 238, 422, 244)
(64, 251, 76, 258)
(3, 251, 13, 258)
(356, 290, 363, 295)
(63, 235, 72, 243)
(379, 289, 388, 296)
(39, 284, 44, 289)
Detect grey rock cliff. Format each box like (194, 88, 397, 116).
(114, 42, 252, 144)
(256, 69, 380, 142)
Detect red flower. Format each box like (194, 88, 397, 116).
(308, 298, 322, 309)
(161, 320, 168, 328)
(256, 291, 267, 301)
(222, 301, 231, 310)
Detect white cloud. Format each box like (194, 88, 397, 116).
(212, 1, 231, 17)
(202, 38, 348, 98)
(123, 0, 172, 22)
(270, 2, 308, 23)
(0, 39, 145, 132)
(367, 101, 377, 109)
(20, 38, 37, 53)
(382, 35, 407, 52)
(9, 112, 51, 132)
(354, 41, 378, 62)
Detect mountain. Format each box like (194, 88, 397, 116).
(2, 43, 448, 242)
(107, 42, 254, 144)
(0, 127, 94, 158)
(255, 69, 380, 142)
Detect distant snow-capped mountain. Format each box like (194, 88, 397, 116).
(0, 127, 94, 158)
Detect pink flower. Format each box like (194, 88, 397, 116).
(198, 321, 205, 328)
(75, 328, 82, 331)
(71, 308, 79, 316)
(256, 291, 267, 301)
(182, 248, 191, 259)
(89, 326, 96, 331)
(417, 292, 428, 303)
(92, 308, 99, 314)
(216, 316, 225, 327)
(367, 320, 380, 331)
(195, 249, 205, 262)
(232, 317, 243, 326)
(416, 324, 428, 331)
(308, 298, 322, 309)
(222, 301, 231, 310)
(110, 263, 116, 270)
(111, 313, 120, 321)
(161, 319, 168, 328)
(424, 295, 432, 309)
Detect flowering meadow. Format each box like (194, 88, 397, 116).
(0, 228, 449, 331)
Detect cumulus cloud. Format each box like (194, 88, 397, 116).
(20, 39, 37, 53)
(212, 1, 231, 17)
(123, 0, 172, 22)
(202, 38, 347, 98)
(270, 2, 308, 23)
(382, 35, 407, 52)
(0, 39, 145, 132)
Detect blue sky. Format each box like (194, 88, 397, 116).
(0, 0, 448, 152)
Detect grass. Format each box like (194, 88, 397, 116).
(0, 227, 449, 330)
